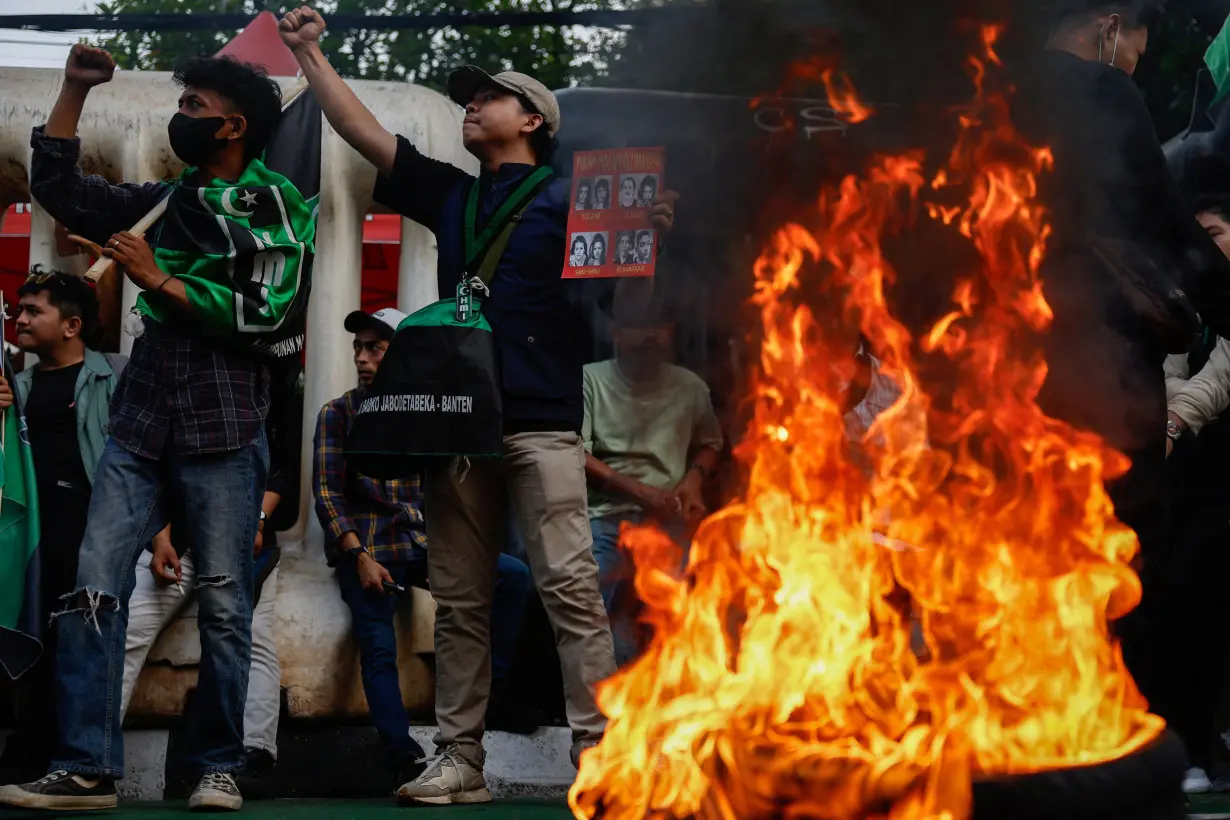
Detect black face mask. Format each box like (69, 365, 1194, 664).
(167, 113, 230, 167)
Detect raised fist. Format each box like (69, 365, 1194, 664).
(65, 43, 116, 88)
(279, 6, 326, 51)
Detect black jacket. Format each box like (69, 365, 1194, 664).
(1013, 51, 1230, 459)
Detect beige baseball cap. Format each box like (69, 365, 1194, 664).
(446, 65, 561, 138)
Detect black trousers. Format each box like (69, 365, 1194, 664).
(1111, 442, 1173, 736)
(0, 483, 91, 775)
(1117, 433, 1230, 772)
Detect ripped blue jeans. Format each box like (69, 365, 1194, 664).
(50, 435, 267, 780)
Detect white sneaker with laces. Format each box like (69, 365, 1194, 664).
(1183, 766, 1213, 795)
(396, 748, 491, 806)
(188, 771, 243, 812)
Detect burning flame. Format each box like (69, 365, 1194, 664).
(570, 25, 1162, 820)
(821, 68, 873, 124)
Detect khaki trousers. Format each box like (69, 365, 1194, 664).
(423, 430, 617, 768)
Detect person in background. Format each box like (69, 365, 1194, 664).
(583, 300, 722, 665)
(312, 308, 534, 794)
(117, 361, 303, 793)
(0, 270, 124, 786)
(1010, 2, 1230, 743)
(282, 5, 678, 802)
(0, 45, 289, 813)
(1156, 183, 1230, 795)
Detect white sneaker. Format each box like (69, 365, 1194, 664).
(396, 748, 491, 806)
(188, 772, 243, 812)
(1184, 766, 1213, 794)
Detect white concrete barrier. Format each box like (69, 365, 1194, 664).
(0, 65, 476, 719)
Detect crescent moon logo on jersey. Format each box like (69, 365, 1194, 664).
(221, 187, 256, 218)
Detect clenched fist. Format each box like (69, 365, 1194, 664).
(279, 6, 327, 52)
(65, 43, 116, 88)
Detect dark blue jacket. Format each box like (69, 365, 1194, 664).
(374, 136, 596, 433)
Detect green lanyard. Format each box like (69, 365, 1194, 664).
(463, 166, 554, 270)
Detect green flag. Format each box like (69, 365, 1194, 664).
(0, 366, 41, 638)
(1206, 13, 1230, 109)
(136, 156, 317, 347)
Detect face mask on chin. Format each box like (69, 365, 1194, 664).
(168, 113, 230, 168)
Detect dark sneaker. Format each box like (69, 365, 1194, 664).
(486, 692, 548, 735)
(233, 750, 275, 800)
(396, 748, 491, 806)
(188, 772, 243, 812)
(0, 770, 118, 810)
(0, 766, 45, 788)
(571, 738, 600, 769)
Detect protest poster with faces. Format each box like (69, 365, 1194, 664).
(563, 148, 664, 279)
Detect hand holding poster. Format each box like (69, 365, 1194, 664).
(564, 148, 664, 279)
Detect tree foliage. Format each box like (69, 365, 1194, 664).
(94, 0, 1229, 132)
(95, 0, 627, 92)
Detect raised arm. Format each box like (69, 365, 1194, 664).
(280, 7, 397, 176)
(31, 45, 168, 244)
(46, 45, 112, 139)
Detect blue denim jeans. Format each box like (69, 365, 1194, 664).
(336, 549, 531, 771)
(51, 435, 268, 779)
(590, 513, 687, 667)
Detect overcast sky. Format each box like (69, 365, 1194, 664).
(0, 0, 99, 68)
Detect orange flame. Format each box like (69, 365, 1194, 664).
(569, 24, 1162, 820)
(822, 68, 873, 124)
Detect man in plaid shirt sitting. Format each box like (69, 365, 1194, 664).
(313, 308, 533, 797)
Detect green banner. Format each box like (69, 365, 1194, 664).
(137, 156, 316, 337)
(1206, 13, 1230, 109)
(0, 389, 40, 632)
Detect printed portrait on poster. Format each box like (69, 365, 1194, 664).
(563, 148, 664, 279)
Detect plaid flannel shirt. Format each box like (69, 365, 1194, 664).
(313, 389, 428, 566)
(30, 126, 270, 458)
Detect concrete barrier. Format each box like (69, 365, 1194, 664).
(0, 65, 477, 722)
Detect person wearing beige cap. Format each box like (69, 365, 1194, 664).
(280, 4, 681, 807)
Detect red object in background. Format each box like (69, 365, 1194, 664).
(0, 14, 410, 347)
(0, 207, 33, 334)
(0, 206, 408, 345)
(215, 11, 301, 77)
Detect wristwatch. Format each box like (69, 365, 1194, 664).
(258, 510, 267, 529)
(1166, 419, 1183, 442)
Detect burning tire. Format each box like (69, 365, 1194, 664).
(970, 729, 1186, 820)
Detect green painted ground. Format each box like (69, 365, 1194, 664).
(0, 800, 573, 820)
(1191, 793, 1230, 818)
(7, 798, 1230, 818)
